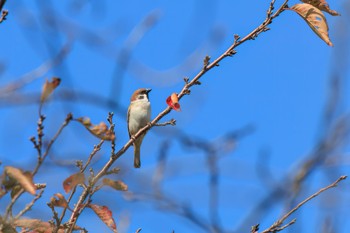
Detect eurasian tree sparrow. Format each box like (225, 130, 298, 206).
(127, 88, 152, 168)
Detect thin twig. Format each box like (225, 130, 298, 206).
(3, 115, 72, 223)
(81, 140, 104, 172)
(0, 0, 7, 11)
(4, 188, 24, 220)
(54, 139, 105, 232)
(54, 188, 77, 233)
(274, 219, 296, 232)
(32, 113, 73, 176)
(0, 0, 7, 24)
(14, 189, 45, 220)
(154, 119, 176, 126)
(0, 9, 7, 23)
(261, 175, 347, 233)
(48, 202, 61, 230)
(0, 43, 71, 95)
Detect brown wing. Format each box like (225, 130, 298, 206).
(126, 104, 131, 138)
(127, 105, 131, 138)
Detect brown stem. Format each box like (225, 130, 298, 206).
(261, 176, 347, 233)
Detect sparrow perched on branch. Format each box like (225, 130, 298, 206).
(127, 88, 152, 168)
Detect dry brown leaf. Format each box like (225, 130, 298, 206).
(14, 218, 56, 233)
(301, 0, 340, 16)
(289, 3, 333, 46)
(63, 172, 85, 193)
(50, 193, 69, 208)
(1, 172, 16, 192)
(0, 218, 17, 233)
(88, 204, 117, 233)
(10, 185, 22, 198)
(90, 122, 108, 135)
(40, 77, 61, 103)
(77, 117, 92, 127)
(14, 218, 82, 233)
(4, 166, 36, 195)
(0, 186, 6, 198)
(102, 178, 128, 191)
(76, 117, 116, 141)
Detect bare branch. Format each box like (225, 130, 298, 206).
(0, 9, 7, 23)
(32, 113, 73, 176)
(14, 189, 45, 220)
(154, 119, 176, 127)
(261, 176, 347, 233)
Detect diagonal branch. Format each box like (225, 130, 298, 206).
(261, 175, 347, 233)
(0, 0, 7, 24)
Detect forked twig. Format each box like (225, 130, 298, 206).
(261, 175, 347, 233)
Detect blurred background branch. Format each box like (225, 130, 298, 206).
(0, 0, 349, 232)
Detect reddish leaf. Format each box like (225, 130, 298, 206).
(166, 93, 181, 111)
(40, 77, 61, 103)
(289, 3, 333, 46)
(88, 204, 117, 233)
(63, 173, 85, 193)
(103, 178, 128, 191)
(4, 166, 36, 195)
(50, 193, 69, 208)
(301, 0, 340, 16)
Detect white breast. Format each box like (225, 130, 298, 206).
(128, 100, 151, 135)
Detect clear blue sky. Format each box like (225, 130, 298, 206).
(0, 0, 349, 232)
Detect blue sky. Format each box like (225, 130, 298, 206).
(0, 0, 350, 232)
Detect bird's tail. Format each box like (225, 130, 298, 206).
(134, 141, 141, 168)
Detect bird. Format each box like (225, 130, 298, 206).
(127, 88, 152, 168)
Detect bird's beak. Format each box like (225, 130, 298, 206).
(146, 89, 152, 94)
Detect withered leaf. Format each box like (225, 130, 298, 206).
(4, 166, 36, 195)
(63, 172, 85, 193)
(40, 77, 61, 103)
(1, 172, 17, 191)
(88, 204, 117, 233)
(10, 185, 22, 198)
(14, 218, 53, 233)
(90, 122, 108, 135)
(0, 223, 17, 233)
(76, 117, 116, 141)
(289, 3, 333, 46)
(301, 0, 340, 16)
(13, 218, 78, 233)
(0, 186, 6, 198)
(50, 193, 69, 208)
(77, 117, 92, 127)
(103, 178, 128, 191)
